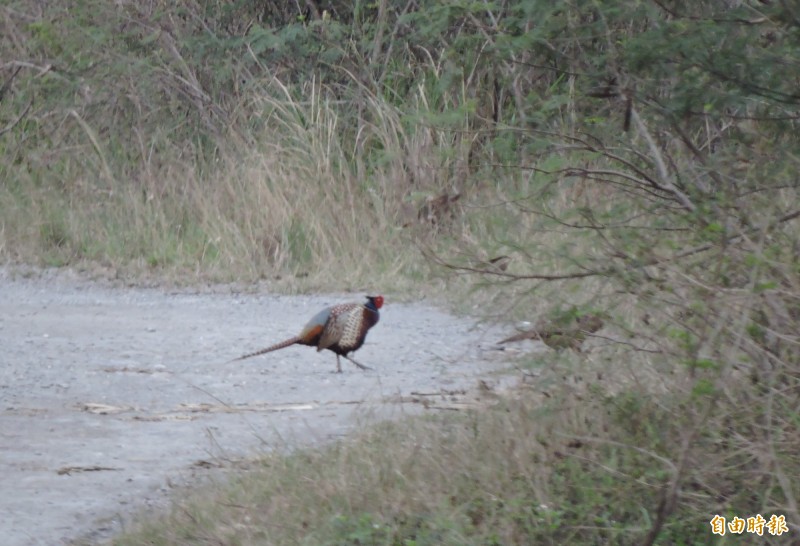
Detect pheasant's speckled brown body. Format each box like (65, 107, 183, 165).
(232, 295, 383, 372)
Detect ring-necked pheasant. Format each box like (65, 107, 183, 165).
(499, 313, 604, 352)
(232, 295, 384, 372)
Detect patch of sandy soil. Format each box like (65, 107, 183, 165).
(0, 268, 518, 546)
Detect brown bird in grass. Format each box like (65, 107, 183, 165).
(232, 295, 384, 372)
(499, 314, 604, 351)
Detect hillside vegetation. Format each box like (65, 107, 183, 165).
(3, 1, 798, 544)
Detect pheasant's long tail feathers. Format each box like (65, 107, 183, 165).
(229, 337, 300, 362)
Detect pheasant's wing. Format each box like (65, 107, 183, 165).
(297, 323, 324, 344)
(316, 304, 357, 351)
(295, 306, 331, 344)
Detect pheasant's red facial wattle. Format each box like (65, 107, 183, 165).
(371, 295, 384, 309)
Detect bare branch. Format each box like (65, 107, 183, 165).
(629, 106, 698, 213)
(426, 209, 800, 281)
(422, 246, 600, 281)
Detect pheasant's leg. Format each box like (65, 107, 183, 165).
(343, 354, 371, 371)
(335, 355, 342, 373)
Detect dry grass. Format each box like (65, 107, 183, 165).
(0, 80, 441, 291)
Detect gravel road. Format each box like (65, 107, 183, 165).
(0, 268, 515, 546)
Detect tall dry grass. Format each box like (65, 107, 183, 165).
(1, 74, 460, 291)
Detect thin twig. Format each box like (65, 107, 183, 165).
(426, 209, 800, 282)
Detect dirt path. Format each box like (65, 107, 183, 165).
(0, 268, 514, 546)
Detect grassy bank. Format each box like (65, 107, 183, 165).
(107, 346, 795, 546)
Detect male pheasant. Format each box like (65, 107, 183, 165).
(232, 295, 384, 372)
